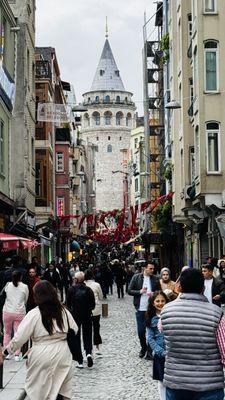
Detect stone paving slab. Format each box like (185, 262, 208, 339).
(0, 359, 26, 400)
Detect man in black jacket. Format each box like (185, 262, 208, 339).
(128, 262, 161, 358)
(202, 264, 225, 307)
(67, 271, 95, 368)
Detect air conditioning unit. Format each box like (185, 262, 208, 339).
(185, 185, 196, 200)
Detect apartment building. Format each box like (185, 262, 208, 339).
(9, 0, 36, 236)
(167, 0, 225, 266)
(0, 0, 16, 233)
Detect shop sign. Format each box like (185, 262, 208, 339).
(0, 66, 15, 103)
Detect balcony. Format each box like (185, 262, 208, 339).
(36, 60, 52, 80)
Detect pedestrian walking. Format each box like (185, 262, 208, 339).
(85, 269, 103, 355)
(67, 271, 95, 368)
(2, 280, 78, 400)
(128, 262, 161, 359)
(114, 261, 126, 299)
(201, 264, 225, 307)
(146, 291, 168, 400)
(2, 271, 29, 361)
(160, 268, 177, 300)
(161, 268, 225, 400)
(26, 267, 40, 312)
(42, 262, 62, 291)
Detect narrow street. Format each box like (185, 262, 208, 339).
(72, 291, 159, 400)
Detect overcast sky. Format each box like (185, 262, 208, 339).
(36, 0, 156, 114)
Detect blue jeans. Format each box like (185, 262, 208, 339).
(166, 388, 224, 400)
(135, 310, 147, 352)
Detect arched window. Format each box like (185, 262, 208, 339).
(116, 112, 123, 126)
(83, 113, 90, 128)
(204, 40, 218, 92)
(206, 121, 220, 172)
(116, 95, 120, 103)
(104, 95, 110, 103)
(104, 111, 112, 125)
(93, 111, 100, 126)
(126, 113, 132, 127)
(107, 144, 112, 153)
(95, 96, 99, 103)
(125, 96, 128, 103)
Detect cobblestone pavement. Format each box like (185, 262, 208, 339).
(72, 290, 159, 400)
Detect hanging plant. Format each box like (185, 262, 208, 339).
(163, 162, 173, 187)
(160, 33, 170, 65)
(153, 200, 172, 232)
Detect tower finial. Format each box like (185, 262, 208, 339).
(105, 16, 108, 38)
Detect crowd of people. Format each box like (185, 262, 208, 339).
(0, 252, 225, 399)
(128, 256, 225, 400)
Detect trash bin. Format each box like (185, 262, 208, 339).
(102, 303, 108, 317)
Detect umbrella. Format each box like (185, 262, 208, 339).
(0, 233, 39, 252)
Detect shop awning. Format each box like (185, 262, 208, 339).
(0, 233, 39, 252)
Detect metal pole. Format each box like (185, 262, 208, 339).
(143, 18, 150, 232)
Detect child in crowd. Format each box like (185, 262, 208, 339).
(146, 291, 168, 400)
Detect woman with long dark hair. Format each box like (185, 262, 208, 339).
(2, 280, 78, 400)
(146, 290, 169, 400)
(2, 270, 29, 361)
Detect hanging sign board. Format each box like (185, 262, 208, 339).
(37, 103, 70, 123)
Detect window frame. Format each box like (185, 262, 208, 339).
(107, 144, 112, 153)
(204, 0, 217, 13)
(206, 121, 221, 174)
(56, 151, 64, 172)
(93, 112, 100, 126)
(104, 111, 112, 125)
(204, 40, 219, 93)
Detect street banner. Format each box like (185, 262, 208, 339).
(37, 102, 70, 123)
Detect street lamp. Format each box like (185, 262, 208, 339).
(165, 100, 181, 109)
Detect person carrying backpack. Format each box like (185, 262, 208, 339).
(67, 271, 95, 369)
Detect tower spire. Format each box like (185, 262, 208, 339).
(105, 16, 108, 39)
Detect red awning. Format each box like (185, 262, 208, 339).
(0, 233, 39, 252)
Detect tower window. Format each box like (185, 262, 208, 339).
(115, 70, 120, 76)
(104, 95, 110, 103)
(107, 144, 112, 153)
(100, 69, 105, 76)
(104, 111, 112, 125)
(108, 136, 110, 140)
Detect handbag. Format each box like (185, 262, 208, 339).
(65, 310, 79, 361)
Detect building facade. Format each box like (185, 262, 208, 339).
(166, 0, 225, 266)
(0, 0, 16, 233)
(9, 0, 36, 233)
(81, 37, 136, 212)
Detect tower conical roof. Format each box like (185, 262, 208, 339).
(90, 39, 125, 92)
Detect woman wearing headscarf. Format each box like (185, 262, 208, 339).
(160, 267, 177, 301)
(2, 280, 78, 400)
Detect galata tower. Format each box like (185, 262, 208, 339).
(81, 33, 136, 212)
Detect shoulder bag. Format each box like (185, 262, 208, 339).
(64, 309, 79, 361)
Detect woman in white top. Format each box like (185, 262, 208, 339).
(3, 270, 29, 360)
(85, 269, 103, 355)
(3, 280, 78, 400)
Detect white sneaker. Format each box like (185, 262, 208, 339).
(14, 355, 22, 362)
(76, 363, 84, 369)
(87, 354, 93, 368)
